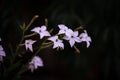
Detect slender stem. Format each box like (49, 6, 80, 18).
(25, 15, 39, 31)
(45, 18, 48, 27)
(74, 26, 84, 31)
(24, 33, 37, 38)
(73, 45, 80, 53)
(15, 31, 25, 55)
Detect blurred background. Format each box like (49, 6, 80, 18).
(0, 0, 120, 80)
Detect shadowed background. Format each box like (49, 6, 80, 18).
(0, 0, 120, 80)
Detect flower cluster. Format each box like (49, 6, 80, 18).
(0, 15, 91, 75)
(24, 24, 91, 72)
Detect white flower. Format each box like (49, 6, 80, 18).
(79, 30, 92, 48)
(48, 36, 64, 50)
(25, 39, 36, 52)
(64, 29, 81, 47)
(31, 25, 51, 39)
(0, 38, 1, 41)
(29, 56, 43, 72)
(58, 24, 69, 35)
(0, 45, 6, 61)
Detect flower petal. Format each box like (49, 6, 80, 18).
(58, 24, 68, 30)
(69, 39, 75, 47)
(48, 36, 58, 42)
(74, 37, 82, 43)
(73, 31, 79, 37)
(31, 27, 41, 33)
(41, 25, 47, 31)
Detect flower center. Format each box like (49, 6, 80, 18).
(56, 39, 58, 42)
(39, 30, 41, 32)
(71, 35, 74, 38)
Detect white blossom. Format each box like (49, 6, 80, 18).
(25, 39, 36, 52)
(31, 25, 51, 39)
(79, 30, 92, 48)
(48, 36, 64, 50)
(64, 29, 81, 47)
(0, 45, 6, 61)
(58, 24, 69, 35)
(29, 56, 43, 72)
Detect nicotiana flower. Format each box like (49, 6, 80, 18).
(79, 30, 92, 48)
(31, 25, 51, 39)
(29, 56, 43, 72)
(58, 24, 69, 35)
(0, 45, 6, 61)
(25, 39, 36, 52)
(64, 29, 81, 47)
(48, 36, 64, 50)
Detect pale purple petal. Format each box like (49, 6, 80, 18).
(69, 39, 75, 47)
(29, 56, 43, 72)
(0, 50, 6, 56)
(48, 36, 58, 42)
(25, 40, 36, 52)
(86, 41, 90, 48)
(59, 42, 64, 49)
(58, 24, 68, 30)
(66, 29, 73, 37)
(28, 45, 33, 52)
(74, 37, 82, 43)
(58, 30, 65, 34)
(39, 31, 51, 39)
(0, 45, 3, 50)
(41, 25, 47, 31)
(73, 31, 79, 37)
(31, 27, 41, 33)
(53, 42, 58, 48)
(63, 36, 70, 40)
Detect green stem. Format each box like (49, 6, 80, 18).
(15, 31, 25, 54)
(74, 26, 84, 31)
(25, 15, 39, 31)
(24, 33, 37, 38)
(42, 42, 53, 45)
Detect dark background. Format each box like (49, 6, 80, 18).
(0, 0, 120, 80)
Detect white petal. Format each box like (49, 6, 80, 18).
(28, 45, 33, 52)
(73, 31, 79, 37)
(69, 39, 75, 47)
(48, 36, 58, 42)
(58, 24, 68, 30)
(34, 56, 43, 67)
(40, 33, 44, 39)
(87, 37, 92, 42)
(44, 31, 51, 36)
(74, 37, 82, 43)
(58, 30, 65, 34)
(31, 27, 41, 33)
(86, 41, 90, 48)
(63, 36, 70, 40)
(0, 51, 6, 56)
(0, 45, 3, 50)
(59, 42, 64, 49)
(41, 25, 47, 31)
(66, 29, 73, 37)
(25, 40, 36, 52)
(29, 63, 34, 72)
